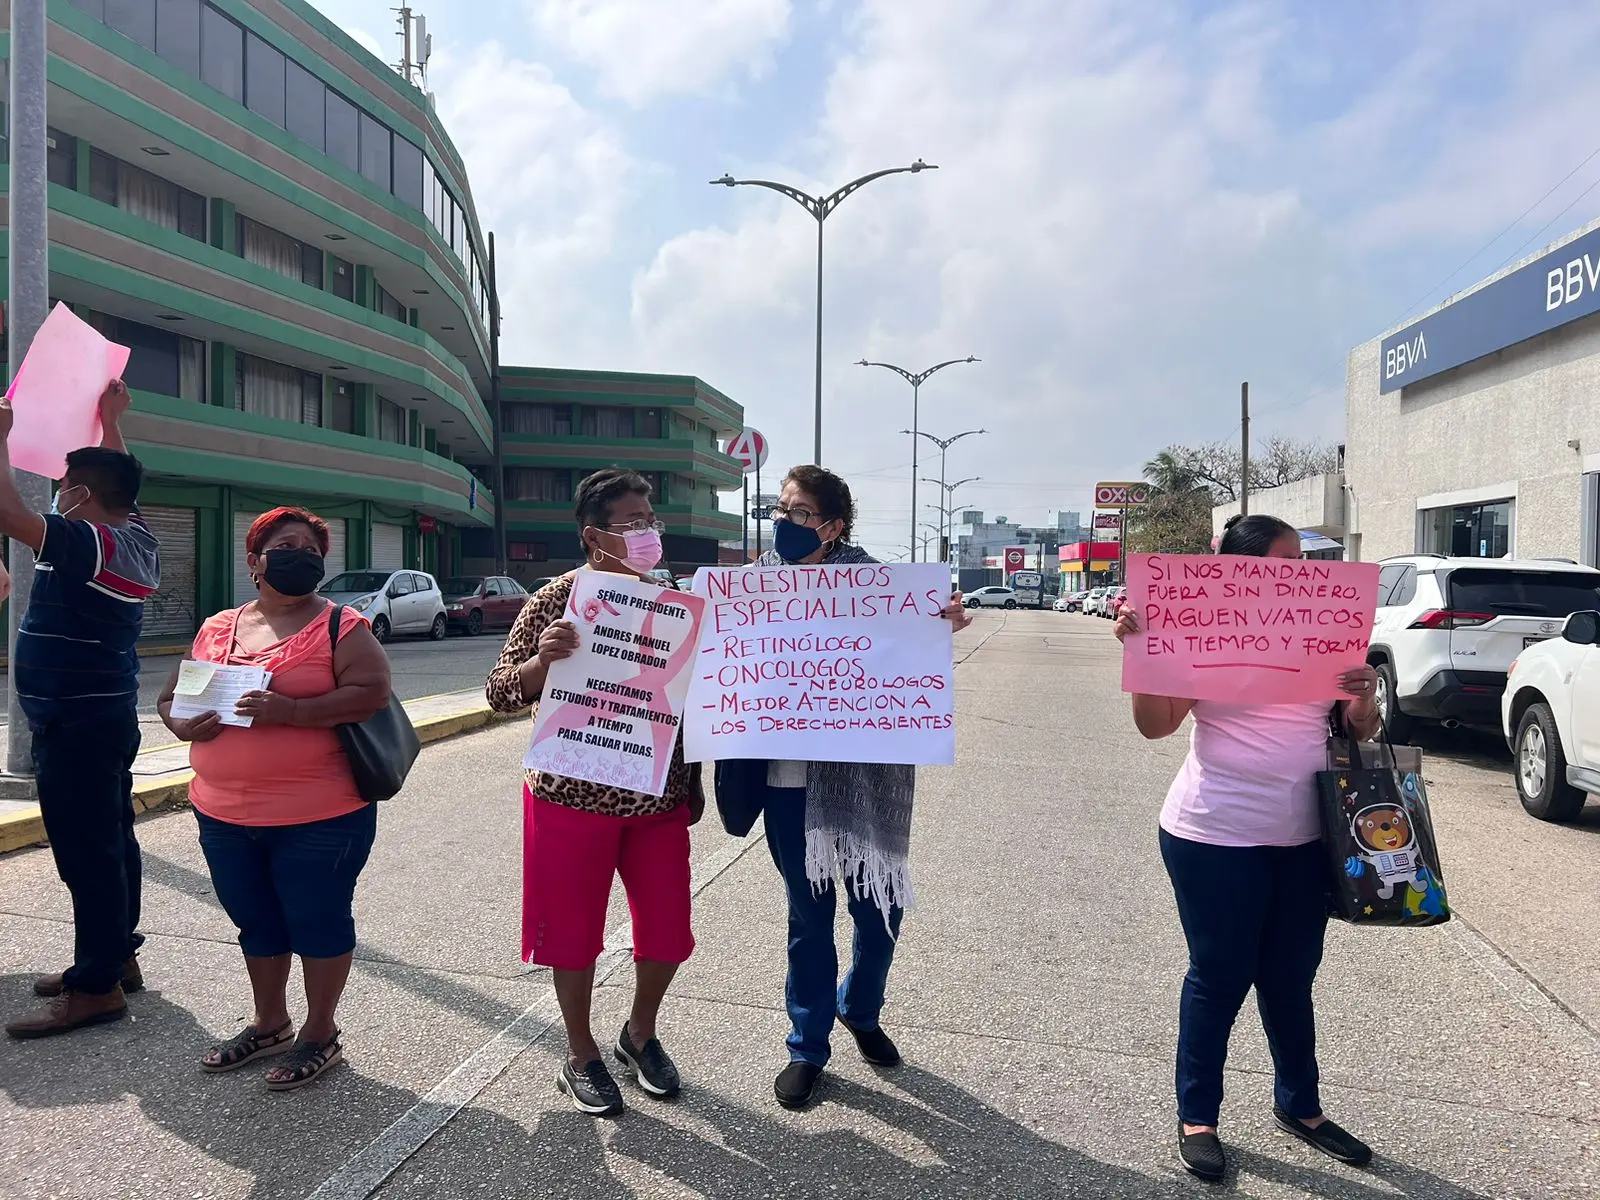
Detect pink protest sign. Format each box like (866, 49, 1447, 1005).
(1121, 552, 1380, 704)
(6, 302, 132, 479)
(523, 572, 706, 796)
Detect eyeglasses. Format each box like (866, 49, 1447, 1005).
(605, 519, 666, 535)
(770, 505, 824, 526)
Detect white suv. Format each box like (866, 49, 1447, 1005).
(965, 586, 1018, 609)
(1369, 555, 1600, 739)
(1502, 611, 1600, 822)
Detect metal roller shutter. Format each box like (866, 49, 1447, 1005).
(233, 511, 261, 606)
(371, 523, 404, 570)
(141, 506, 197, 640)
(324, 518, 347, 579)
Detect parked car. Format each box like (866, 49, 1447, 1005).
(1052, 593, 1075, 612)
(442, 575, 530, 635)
(1502, 609, 1600, 822)
(965, 586, 1018, 609)
(320, 569, 447, 643)
(1067, 589, 1091, 612)
(1101, 587, 1128, 618)
(1370, 555, 1600, 739)
(1083, 587, 1110, 616)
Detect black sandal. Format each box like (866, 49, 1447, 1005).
(201, 1020, 295, 1073)
(266, 1031, 345, 1091)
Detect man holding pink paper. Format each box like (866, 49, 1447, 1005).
(2, 379, 161, 1040)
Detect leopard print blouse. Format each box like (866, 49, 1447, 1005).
(485, 571, 694, 818)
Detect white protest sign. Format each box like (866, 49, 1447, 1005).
(684, 562, 954, 765)
(525, 572, 706, 796)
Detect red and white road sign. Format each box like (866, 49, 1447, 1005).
(725, 428, 769, 475)
(1003, 546, 1027, 573)
(1093, 481, 1150, 508)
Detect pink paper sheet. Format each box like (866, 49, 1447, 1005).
(5, 303, 132, 479)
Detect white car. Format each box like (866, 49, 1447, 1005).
(1502, 609, 1600, 822)
(1369, 556, 1600, 738)
(965, 586, 1018, 609)
(1052, 594, 1074, 612)
(321, 569, 448, 643)
(1083, 587, 1110, 616)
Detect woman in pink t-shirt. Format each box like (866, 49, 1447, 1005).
(1114, 514, 1381, 1182)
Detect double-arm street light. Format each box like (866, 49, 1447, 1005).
(905, 427, 984, 565)
(858, 356, 980, 560)
(710, 160, 937, 465)
(923, 475, 981, 567)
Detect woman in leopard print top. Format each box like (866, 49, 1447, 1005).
(485, 469, 700, 1118)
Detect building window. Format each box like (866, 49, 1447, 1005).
(579, 406, 633, 438)
(392, 136, 424, 210)
(238, 216, 322, 288)
(199, 2, 244, 102)
(47, 129, 78, 189)
(331, 256, 354, 301)
(244, 33, 286, 128)
(325, 90, 359, 174)
(506, 468, 573, 502)
(83, 310, 204, 402)
(378, 397, 408, 444)
(106, 0, 157, 50)
(284, 59, 325, 153)
(1420, 500, 1512, 559)
(236, 353, 321, 426)
(155, 0, 201, 76)
(90, 150, 206, 240)
(509, 542, 549, 562)
(375, 282, 405, 323)
(640, 408, 663, 438)
(330, 381, 355, 433)
(502, 403, 572, 436)
(358, 111, 390, 190)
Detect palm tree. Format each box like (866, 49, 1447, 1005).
(1143, 448, 1198, 495)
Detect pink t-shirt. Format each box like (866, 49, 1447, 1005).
(1160, 700, 1331, 847)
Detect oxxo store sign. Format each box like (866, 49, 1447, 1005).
(1380, 222, 1600, 393)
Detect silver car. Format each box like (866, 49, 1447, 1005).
(321, 569, 448, 643)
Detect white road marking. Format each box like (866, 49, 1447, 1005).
(307, 831, 764, 1200)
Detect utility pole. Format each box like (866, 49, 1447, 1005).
(1240, 380, 1250, 518)
(6, 0, 50, 783)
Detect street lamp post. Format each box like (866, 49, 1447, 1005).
(859, 357, 979, 560)
(923, 475, 980, 571)
(904, 427, 984, 565)
(710, 161, 937, 465)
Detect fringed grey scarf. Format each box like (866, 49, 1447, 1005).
(760, 543, 918, 924)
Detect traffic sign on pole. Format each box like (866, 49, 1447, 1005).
(726, 428, 769, 475)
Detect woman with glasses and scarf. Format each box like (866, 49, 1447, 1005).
(717, 465, 971, 1109)
(486, 468, 702, 1119)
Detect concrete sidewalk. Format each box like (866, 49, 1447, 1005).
(0, 688, 517, 854)
(0, 612, 1596, 1198)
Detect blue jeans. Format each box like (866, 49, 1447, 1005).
(763, 787, 903, 1067)
(1159, 829, 1329, 1127)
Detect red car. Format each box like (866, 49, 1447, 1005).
(442, 575, 530, 635)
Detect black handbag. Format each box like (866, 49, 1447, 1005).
(1315, 716, 1450, 927)
(328, 605, 421, 802)
(712, 759, 769, 837)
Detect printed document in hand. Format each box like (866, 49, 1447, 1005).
(169, 660, 272, 728)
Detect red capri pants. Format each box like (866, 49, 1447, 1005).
(522, 788, 694, 970)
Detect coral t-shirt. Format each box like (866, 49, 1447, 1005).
(1160, 700, 1331, 848)
(187, 603, 369, 827)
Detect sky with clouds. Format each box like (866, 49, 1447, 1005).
(312, 0, 1600, 559)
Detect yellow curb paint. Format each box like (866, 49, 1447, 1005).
(0, 706, 517, 855)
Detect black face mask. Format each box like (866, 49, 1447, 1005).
(261, 547, 326, 597)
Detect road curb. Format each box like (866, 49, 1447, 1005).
(0, 703, 519, 856)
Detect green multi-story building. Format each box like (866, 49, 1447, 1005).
(1, 0, 742, 641)
(474, 366, 743, 585)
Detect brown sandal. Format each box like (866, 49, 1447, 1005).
(202, 1020, 295, 1073)
(266, 1031, 344, 1091)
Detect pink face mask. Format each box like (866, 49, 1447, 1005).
(620, 529, 663, 573)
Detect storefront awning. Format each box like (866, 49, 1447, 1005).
(1299, 531, 1343, 552)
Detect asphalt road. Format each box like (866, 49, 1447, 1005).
(0, 633, 507, 750)
(0, 610, 1596, 1198)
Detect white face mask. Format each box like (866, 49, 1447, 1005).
(50, 485, 88, 520)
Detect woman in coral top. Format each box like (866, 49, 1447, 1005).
(156, 507, 391, 1090)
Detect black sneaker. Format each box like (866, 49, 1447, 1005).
(1273, 1107, 1373, 1166)
(1177, 1123, 1226, 1182)
(557, 1059, 624, 1117)
(840, 1017, 901, 1067)
(614, 1022, 681, 1098)
(774, 1061, 824, 1109)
